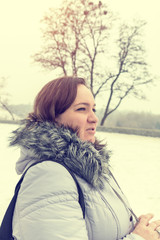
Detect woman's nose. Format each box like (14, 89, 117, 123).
(88, 111, 98, 123)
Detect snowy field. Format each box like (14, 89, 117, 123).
(0, 123, 160, 224)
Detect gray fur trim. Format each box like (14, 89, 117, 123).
(10, 120, 110, 189)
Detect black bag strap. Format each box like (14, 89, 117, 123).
(0, 161, 85, 240)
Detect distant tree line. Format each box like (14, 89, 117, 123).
(0, 104, 32, 121)
(96, 109, 160, 130)
(9, 104, 33, 119)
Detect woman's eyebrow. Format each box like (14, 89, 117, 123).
(74, 103, 96, 107)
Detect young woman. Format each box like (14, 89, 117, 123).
(10, 76, 160, 240)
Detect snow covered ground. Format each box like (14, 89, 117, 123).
(0, 123, 160, 224)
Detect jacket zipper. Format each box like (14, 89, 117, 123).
(109, 171, 139, 224)
(98, 189, 120, 239)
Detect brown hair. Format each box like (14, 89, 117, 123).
(28, 76, 86, 122)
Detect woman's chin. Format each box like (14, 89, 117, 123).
(87, 137, 95, 144)
(79, 133, 95, 143)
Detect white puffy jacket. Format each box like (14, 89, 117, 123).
(10, 121, 144, 240)
(12, 153, 143, 240)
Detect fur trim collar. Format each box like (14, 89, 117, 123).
(10, 120, 110, 188)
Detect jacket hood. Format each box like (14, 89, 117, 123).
(10, 120, 110, 188)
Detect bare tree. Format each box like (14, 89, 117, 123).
(100, 20, 152, 125)
(0, 77, 15, 121)
(33, 0, 112, 93)
(33, 0, 153, 125)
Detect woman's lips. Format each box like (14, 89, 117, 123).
(86, 128, 96, 134)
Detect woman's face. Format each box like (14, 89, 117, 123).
(56, 84, 98, 143)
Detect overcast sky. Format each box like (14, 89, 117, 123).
(0, 0, 160, 114)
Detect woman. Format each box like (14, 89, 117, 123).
(10, 76, 160, 240)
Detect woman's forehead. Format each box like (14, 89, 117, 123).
(73, 86, 95, 106)
(76, 85, 94, 99)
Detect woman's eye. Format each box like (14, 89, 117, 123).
(77, 107, 86, 111)
(93, 109, 96, 113)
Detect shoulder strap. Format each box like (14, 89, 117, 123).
(0, 161, 85, 240)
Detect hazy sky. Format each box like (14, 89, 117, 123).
(0, 0, 160, 114)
